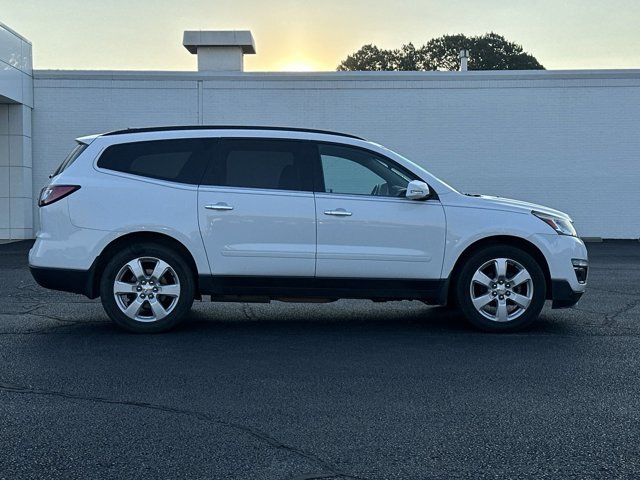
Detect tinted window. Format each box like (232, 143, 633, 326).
(318, 144, 417, 197)
(97, 138, 210, 184)
(202, 139, 314, 191)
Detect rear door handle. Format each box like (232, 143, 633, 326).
(205, 202, 234, 211)
(324, 208, 352, 217)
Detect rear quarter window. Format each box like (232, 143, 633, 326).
(51, 143, 88, 177)
(97, 138, 210, 185)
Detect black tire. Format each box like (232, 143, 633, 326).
(99, 242, 195, 333)
(455, 245, 546, 332)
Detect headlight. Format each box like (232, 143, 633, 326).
(532, 211, 577, 237)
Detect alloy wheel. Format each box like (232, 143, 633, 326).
(469, 257, 534, 322)
(113, 257, 181, 322)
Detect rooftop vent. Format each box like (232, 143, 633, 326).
(183, 30, 256, 72)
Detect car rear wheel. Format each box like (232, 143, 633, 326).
(99, 243, 195, 333)
(455, 245, 546, 332)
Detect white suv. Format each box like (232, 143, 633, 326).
(29, 126, 588, 333)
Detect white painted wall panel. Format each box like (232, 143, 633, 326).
(30, 70, 640, 238)
(31, 80, 199, 226)
(200, 77, 640, 238)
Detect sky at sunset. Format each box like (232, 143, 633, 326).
(1, 0, 639, 71)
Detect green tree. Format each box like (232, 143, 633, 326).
(337, 33, 544, 71)
(336, 44, 395, 71)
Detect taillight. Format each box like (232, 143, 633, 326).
(38, 185, 81, 207)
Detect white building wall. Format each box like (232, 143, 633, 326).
(31, 70, 640, 239)
(0, 22, 33, 240)
(32, 76, 199, 202)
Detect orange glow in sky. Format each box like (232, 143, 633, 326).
(0, 0, 639, 71)
(276, 59, 323, 72)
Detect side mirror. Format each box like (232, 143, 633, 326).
(406, 180, 430, 200)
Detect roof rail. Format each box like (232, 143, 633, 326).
(101, 125, 365, 140)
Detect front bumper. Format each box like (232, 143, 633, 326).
(551, 279, 584, 308)
(533, 233, 588, 308)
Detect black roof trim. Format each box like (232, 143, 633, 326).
(101, 125, 364, 140)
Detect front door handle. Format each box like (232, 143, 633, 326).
(205, 202, 234, 211)
(324, 208, 352, 217)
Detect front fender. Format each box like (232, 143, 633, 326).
(441, 206, 555, 278)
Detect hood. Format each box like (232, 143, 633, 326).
(461, 194, 572, 220)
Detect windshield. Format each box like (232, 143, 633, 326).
(51, 143, 87, 178)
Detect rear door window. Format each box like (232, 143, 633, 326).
(201, 139, 315, 191)
(97, 138, 211, 185)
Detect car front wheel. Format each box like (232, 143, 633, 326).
(455, 245, 546, 332)
(99, 243, 195, 333)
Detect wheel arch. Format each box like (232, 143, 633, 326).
(446, 235, 552, 305)
(87, 231, 200, 299)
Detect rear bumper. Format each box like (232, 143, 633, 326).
(29, 265, 95, 298)
(551, 279, 584, 309)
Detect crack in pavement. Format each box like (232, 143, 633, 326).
(586, 286, 639, 296)
(290, 474, 343, 480)
(0, 321, 107, 336)
(568, 294, 640, 327)
(24, 311, 107, 327)
(0, 303, 82, 323)
(241, 303, 257, 321)
(0, 309, 107, 335)
(0, 381, 368, 480)
(0, 303, 49, 316)
(25, 312, 80, 324)
(603, 297, 640, 326)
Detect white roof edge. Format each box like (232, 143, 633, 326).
(80, 128, 365, 140)
(0, 21, 32, 44)
(33, 68, 640, 82)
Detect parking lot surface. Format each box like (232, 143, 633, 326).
(1, 240, 639, 479)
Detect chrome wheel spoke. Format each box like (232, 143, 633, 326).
(114, 281, 136, 295)
(472, 270, 493, 288)
(126, 259, 145, 279)
(472, 293, 494, 310)
(124, 298, 144, 318)
(496, 299, 509, 322)
(510, 293, 531, 309)
(509, 269, 531, 287)
(160, 284, 180, 297)
(149, 299, 168, 320)
(150, 259, 170, 281)
(494, 258, 508, 279)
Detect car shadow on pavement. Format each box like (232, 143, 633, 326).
(12, 300, 578, 337)
(165, 301, 575, 337)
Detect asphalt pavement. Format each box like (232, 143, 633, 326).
(1, 240, 639, 479)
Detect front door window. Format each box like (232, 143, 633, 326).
(318, 144, 415, 198)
